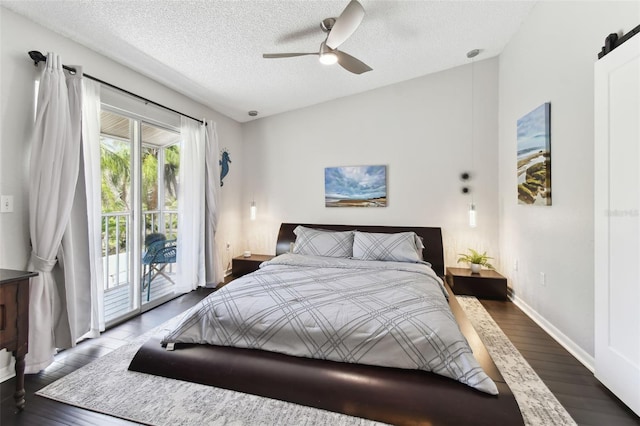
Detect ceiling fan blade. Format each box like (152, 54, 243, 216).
(325, 0, 365, 50)
(336, 50, 372, 74)
(263, 53, 318, 58)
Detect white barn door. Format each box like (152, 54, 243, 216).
(594, 34, 640, 416)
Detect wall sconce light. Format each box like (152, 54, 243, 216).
(250, 201, 256, 221)
(461, 172, 471, 194)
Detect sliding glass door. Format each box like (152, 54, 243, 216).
(100, 109, 180, 324)
(140, 122, 180, 305)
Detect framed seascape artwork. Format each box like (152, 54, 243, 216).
(517, 103, 551, 205)
(325, 165, 387, 207)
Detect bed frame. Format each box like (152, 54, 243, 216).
(129, 224, 523, 425)
(275, 223, 446, 276)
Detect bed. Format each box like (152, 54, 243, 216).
(129, 224, 523, 425)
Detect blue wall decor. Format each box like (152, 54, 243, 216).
(220, 150, 231, 186)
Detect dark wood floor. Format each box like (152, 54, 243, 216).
(1, 290, 638, 425)
(481, 299, 640, 426)
(0, 287, 216, 426)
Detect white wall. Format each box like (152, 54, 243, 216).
(242, 58, 500, 267)
(498, 1, 639, 366)
(0, 7, 244, 379)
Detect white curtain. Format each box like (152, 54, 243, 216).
(26, 53, 82, 373)
(56, 77, 103, 344)
(55, 63, 87, 348)
(176, 118, 206, 293)
(204, 121, 224, 286)
(81, 79, 104, 338)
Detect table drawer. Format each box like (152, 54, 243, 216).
(0, 282, 18, 348)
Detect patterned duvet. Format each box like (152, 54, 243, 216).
(162, 253, 498, 395)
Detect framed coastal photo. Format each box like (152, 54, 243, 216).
(517, 103, 551, 205)
(325, 165, 387, 207)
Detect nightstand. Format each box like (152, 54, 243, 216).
(232, 254, 274, 278)
(1, 269, 37, 410)
(446, 267, 507, 300)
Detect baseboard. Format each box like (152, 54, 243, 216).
(510, 294, 595, 373)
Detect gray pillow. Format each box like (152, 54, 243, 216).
(352, 231, 422, 263)
(292, 226, 354, 258)
(415, 235, 425, 260)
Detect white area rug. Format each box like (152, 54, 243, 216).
(37, 297, 576, 425)
(457, 296, 576, 426)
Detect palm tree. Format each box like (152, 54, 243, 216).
(100, 139, 131, 212)
(141, 147, 159, 212)
(100, 138, 181, 249)
(100, 139, 132, 254)
(164, 144, 179, 208)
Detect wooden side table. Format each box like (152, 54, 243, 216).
(231, 254, 274, 278)
(0, 269, 37, 410)
(446, 267, 507, 300)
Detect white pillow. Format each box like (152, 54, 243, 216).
(415, 235, 425, 260)
(352, 231, 422, 263)
(292, 226, 354, 258)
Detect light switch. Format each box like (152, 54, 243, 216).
(1, 195, 14, 213)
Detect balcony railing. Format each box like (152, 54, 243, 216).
(102, 212, 130, 291)
(143, 210, 178, 239)
(101, 210, 177, 291)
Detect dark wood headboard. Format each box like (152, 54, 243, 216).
(275, 223, 445, 277)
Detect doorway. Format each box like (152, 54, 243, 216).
(99, 109, 181, 324)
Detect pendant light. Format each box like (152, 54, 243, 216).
(469, 203, 477, 228)
(250, 200, 257, 221)
(467, 49, 479, 228)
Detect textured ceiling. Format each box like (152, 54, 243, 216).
(3, 0, 535, 123)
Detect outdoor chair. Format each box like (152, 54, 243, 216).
(142, 233, 177, 301)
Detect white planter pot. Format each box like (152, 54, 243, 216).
(470, 263, 482, 274)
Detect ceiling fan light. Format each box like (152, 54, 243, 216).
(319, 52, 338, 65)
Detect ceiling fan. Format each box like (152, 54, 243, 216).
(263, 0, 372, 75)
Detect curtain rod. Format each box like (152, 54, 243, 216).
(28, 50, 205, 126)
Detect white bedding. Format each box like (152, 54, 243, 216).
(162, 253, 498, 395)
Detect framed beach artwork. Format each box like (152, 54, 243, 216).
(517, 103, 551, 205)
(324, 165, 387, 207)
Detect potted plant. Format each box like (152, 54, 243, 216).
(457, 249, 494, 274)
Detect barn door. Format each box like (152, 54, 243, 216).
(594, 34, 640, 416)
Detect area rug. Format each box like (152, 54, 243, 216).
(456, 296, 577, 426)
(37, 297, 576, 425)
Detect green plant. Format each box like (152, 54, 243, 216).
(457, 249, 494, 269)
